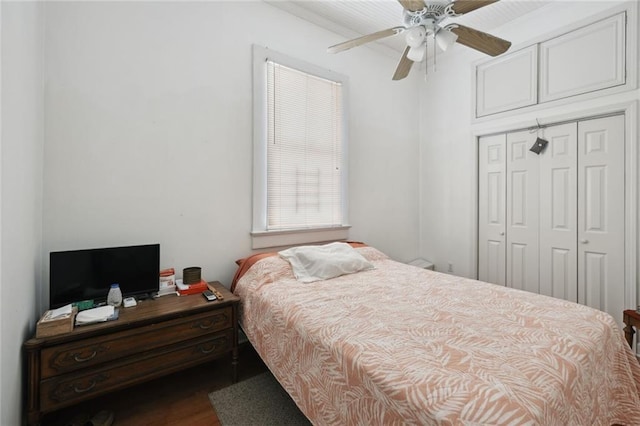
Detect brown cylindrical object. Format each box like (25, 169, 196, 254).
(183, 267, 201, 284)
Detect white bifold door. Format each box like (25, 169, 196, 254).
(478, 115, 625, 322)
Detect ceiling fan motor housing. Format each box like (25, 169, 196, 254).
(328, 0, 511, 81)
(402, 2, 452, 35)
(402, 1, 449, 26)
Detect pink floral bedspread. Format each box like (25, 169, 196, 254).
(234, 247, 640, 425)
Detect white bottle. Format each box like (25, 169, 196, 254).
(107, 283, 123, 307)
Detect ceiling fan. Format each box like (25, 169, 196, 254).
(327, 0, 512, 80)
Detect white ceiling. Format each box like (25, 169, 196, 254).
(266, 0, 552, 56)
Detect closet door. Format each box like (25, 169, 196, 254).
(577, 115, 625, 319)
(506, 130, 539, 293)
(538, 123, 578, 301)
(478, 134, 506, 286)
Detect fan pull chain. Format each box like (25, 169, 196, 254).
(433, 33, 437, 74)
(424, 40, 428, 80)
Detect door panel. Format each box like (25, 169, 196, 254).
(584, 166, 606, 231)
(583, 251, 607, 310)
(506, 131, 539, 293)
(485, 240, 504, 284)
(539, 13, 626, 102)
(539, 123, 578, 301)
(578, 115, 624, 323)
(510, 243, 527, 290)
(551, 248, 572, 300)
(478, 134, 506, 285)
(476, 45, 537, 117)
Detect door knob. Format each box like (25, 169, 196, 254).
(580, 239, 589, 244)
(499, 232, 505, 236)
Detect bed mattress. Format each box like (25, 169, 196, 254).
(234, 246, 640, 425)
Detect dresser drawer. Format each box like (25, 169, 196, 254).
(40, 330, 232, 412)
(41, 307, 232, 378)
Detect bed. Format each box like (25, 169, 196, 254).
(232, 243, 640, 425)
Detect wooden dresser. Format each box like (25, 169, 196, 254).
(24, 281, 239, 426)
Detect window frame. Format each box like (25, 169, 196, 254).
(251, 45, 350, 249)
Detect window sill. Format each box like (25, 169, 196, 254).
(251, 225, 351, 249)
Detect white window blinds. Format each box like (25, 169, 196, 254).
(266, 60, 344, 230)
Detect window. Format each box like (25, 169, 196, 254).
(252, 46, 349, 249)
(266, 61, 343, 229)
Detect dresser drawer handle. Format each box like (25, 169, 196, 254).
(198, 339, 225, 354)
(73, 379, 97, 394)
(195, 316, 225, 330)
(54, 345, 108, 371)
(73, 350, 97, 363)
(51, 374, 109, 403)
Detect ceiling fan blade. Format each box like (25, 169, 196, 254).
(328, 27, 405, 54)
(392, 47, 414, 81)
(450, 24, 511, 56)
(450, 0, 499, 15)
(398, 0, 425, 12)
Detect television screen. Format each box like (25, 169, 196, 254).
(49, 244, 160, 308)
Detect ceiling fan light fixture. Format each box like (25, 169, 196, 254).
(327, 0, 512, 81)
(405, 26, 426, 48)
(407, 44, 426, 62)
(435, 29, 458, 51)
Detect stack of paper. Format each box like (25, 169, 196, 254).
(47, 304, 73, 320)
(75, 306, 117, 326)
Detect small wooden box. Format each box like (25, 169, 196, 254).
(35, 307, 77, 338)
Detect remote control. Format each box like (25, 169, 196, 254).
(203, 290, 217, 302)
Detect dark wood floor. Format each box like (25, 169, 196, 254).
(43, 344, 268, 426)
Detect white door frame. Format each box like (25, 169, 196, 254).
(470, 101, 638, 316)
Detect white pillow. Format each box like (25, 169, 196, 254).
(278, 242, 374, 283)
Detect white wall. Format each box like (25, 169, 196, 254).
(419, 1, 639, 278)
(1, 2, 44, 425)
(43, 1, 420, 293)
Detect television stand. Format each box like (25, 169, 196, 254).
(24, 281, 239, 426)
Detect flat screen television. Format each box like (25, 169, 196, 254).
(49, 244, 160, 308)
